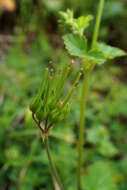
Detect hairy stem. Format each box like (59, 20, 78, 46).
(44, 136, 63, 190)
(92, 0, 105, 48)
(77, 70, 89, 190)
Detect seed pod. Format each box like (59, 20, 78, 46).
(51, 70, 60, 94)
(62, 71, 81, 108)
(38, 111, 45, 122)
(56, 113, 65, 121)
(50, 108, 59, 120)
(57, 103, 70, 121)
(37, 68, 49, 98)
(63, 103, 70, 115)
(29, 68, 49, 113)
(55, 64, 72, 102)
(48, 98, 54, 114)
(29, 97, 41, 113)
(35, 102, 43, 122)
(43, 75, 51, 108)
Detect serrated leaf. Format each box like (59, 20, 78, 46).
(59, 9, 73, 24)
(59, 9, 93, 35)
(76, 15, 93, 29)
(87, 48, 106, 65)
(98, 43, 126, 59)
(63, 34, 87, 57)
(75, 15, 93, 35)
(83, 161, 117, 190)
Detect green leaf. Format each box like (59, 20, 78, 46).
(75, 15, 93, 35)
(87, 48, 106, 65)
(98, 140, 118, 157)
(59, 9, 93, 35)
(63, 34, 87, 57)
(98, 43, 126, 59)
(86, 126, 118, 157)
(83, 161, 117, 190)
(86, 126, 109, 144)
(59, 9, 73, 24)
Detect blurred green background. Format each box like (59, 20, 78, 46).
(0, 0, 127, 189)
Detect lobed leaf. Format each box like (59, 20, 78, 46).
(98, 43, 126, 59)
(83, 161, 117, 190)
(59, 9, 73, 25)
(87, 48, 106, 65)
(59, 9, 93, 35)
(63, 34, 87, 57)
(75, 15, 93, 35)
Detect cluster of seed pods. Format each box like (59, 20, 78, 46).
(30, 63, 82, 135)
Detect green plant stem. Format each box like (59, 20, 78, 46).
(77, 70, 89, 190)
(44, 136, 63, 190)
(17, 161, 32, 190)
(77, 1, 105, 189)
(92, 0, 105, 48)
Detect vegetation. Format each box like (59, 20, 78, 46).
(0, 0, 127, 190)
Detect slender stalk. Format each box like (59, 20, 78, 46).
(77, 70, 89, 190)
(92, 0, 105, 48)
(17, 161, 31, 190)
(77, 1, 105, 189)
(44, 136, 63, 190)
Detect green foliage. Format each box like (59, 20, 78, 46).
(61, 9, 126, 70)
(20, 0, 36, 30)
(59, 9, 73, 27)
(30, 64, 81, 126)
(86, 126, 118, 157)
(97, 43, 126, 59)
(87, 48, 105, 65)
(0, 35, 127, 189)
(83, 161, 117, 190)
(63, 32, 126, 67)
(63, 34, 106, 65)
(63, 34, 87, 57)
(0, 1, 127, 190)
(59, 9, 93, 36)
(63, 33, 125, 67)
(75, 15, 93, 35)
